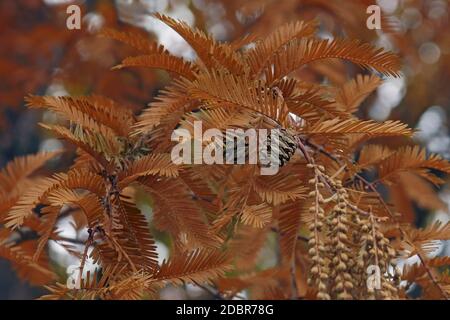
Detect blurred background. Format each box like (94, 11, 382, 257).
(0, 0, 449, 299)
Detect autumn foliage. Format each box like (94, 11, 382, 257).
(1, 1, 450, 300)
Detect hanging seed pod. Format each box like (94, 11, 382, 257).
(328, 181, 356, 300)
(221, 127, 297, 167)
(356, 208, 399, 300)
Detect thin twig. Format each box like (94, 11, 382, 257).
(270, 227, 310, 242)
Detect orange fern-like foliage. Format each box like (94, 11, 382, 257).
(1, 13, 450, 300)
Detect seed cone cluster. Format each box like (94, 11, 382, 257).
(306, 164, 399, 300)
(306, 164, 330, 299)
